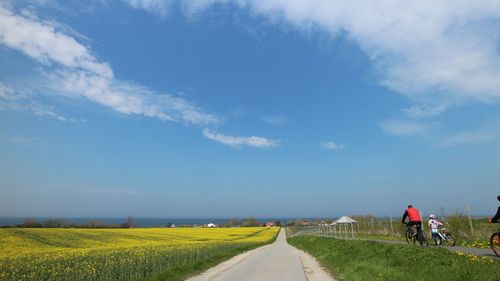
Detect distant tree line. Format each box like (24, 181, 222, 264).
(3, 216, 137, 229)
(1, 216, 286, 228)
(223, 218, 281, 227)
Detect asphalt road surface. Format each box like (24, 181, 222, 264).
(214, 228, 308, 281)
(187, 228, 311, 281)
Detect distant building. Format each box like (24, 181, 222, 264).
(299, 220, 313, 226)
(206, 223, 217, 228)
(265, 221, 275, 227)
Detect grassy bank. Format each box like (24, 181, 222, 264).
(140, 243, 261, 281)
(350, 215, 496, 248)
(288, 236, 500, 281)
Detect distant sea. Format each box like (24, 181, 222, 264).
(0, 217, 296, 227)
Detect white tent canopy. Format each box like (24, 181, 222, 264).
(314, 216, 358, 239)
(335, 216, 357, 224)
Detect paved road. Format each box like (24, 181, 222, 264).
(212, 228, 308, 281)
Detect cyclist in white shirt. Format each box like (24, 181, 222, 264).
(428, 214, 443, 245)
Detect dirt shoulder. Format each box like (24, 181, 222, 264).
(295, 248, 336, 281)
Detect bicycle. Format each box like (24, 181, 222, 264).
(491, 227, 500, 257)
(436, 228, 456, 246)
(405, 225, 428, 246)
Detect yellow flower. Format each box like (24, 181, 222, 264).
(0, 227, 278, 281)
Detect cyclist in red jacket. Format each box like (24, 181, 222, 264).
(402, 204, 422, 234)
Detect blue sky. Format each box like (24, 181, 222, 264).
(1, 1, 500, 218)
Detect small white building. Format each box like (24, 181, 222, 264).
(206, 223, 217, 228)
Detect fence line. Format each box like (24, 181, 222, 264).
(290, 224, 357, 239)
(289, 205, 496, 242)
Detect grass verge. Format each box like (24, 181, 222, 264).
(138, 244, 257, 281)
(288, 236, 500, 281)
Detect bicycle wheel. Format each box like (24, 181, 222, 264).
(491, 232, 500, 257)
(418, 231, 428, 247)
(405, 228, 412, 244)
(445, 234, 456, 246)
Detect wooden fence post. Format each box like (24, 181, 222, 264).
(440, 207, 450, 226)
(465, 204, 474, 235)
(390, 216, 394, 234)
(371, 217, 374, 233)
(420, 212, 425, 231)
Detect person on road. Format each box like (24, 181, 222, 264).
(488, 195, 500, 223)
(402, 205, 422, 236)
(428, 214, 443, 245)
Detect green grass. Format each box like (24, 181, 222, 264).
(350, 215, 498, 248)
(139, 243, 266, 281)
(288, 236, 500, 281)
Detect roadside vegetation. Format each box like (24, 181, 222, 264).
(288, 236, 500, 281)
(350, 215, 497, 248)
(2, 217, 276, 229)
(0, 227, 279, 281)
(139, 244, 260, 281)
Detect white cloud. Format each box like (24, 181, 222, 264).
(403, 104, 450, 119)
(0, 82, 27, 101)
(123, 0, 173, 16)
(0, 6, 112, 78)
(261, 115, 288, 126)
(320, 141, 345, 150)
(381, 119, 430, 137)
(0, 82, 77, 122)
(438, 132, 496, 148)
(202, 128, 278, 148)
(381, 118, 500, 147)
(436, 120, 500, 147)
(29, 103, 77, 122)
(0, 5, 218, 126)
(179, 0, 500, 115)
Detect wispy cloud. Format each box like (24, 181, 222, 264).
(7, 136, 43, 147)
(381, 119, 430, 137)
(381, 118, 500, 148)
(29, 104, 77, 122)
(403, 104, 450, 119)
(436, 120, 500, 148)
(320, 141, 345, 150)
(123, 0, 172, 16)
(0, 5, 218, 126)
(5, 135, 70, 149)
(175, 1, 500, 115)
(0, 82, 78, 122)
(261, 115, 288, 126)
(202, 128, 278, 148)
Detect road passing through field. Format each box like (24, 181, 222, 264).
(0, 227, 278, 281)
(188, 228, 308, 281)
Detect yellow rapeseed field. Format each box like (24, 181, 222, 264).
(0, 227, 278, 281)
